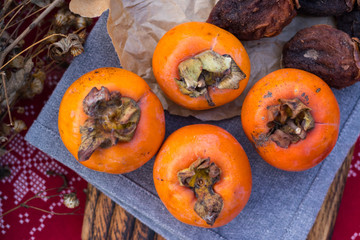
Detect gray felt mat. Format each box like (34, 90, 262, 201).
(25, 11, 360, 240)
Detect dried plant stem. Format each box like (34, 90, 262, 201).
(0, 72, 13, 126)
(31, 48, 46, 59)
(1, 192, 42, 217)
(0, 33, 66, 71)
(0, 187, 75, 218)
(44, 61, 57, 72)
(24, 205, 81, 216)
(0, 1, 14, 19)
(1, 204, 22, 217)
(73, 27, 86, 34)
(0, 0, 63, 69)
(25, 22, 51, 59)
(0, 4, 24, 37)
(7, 3, 51, 30)
(0, 0, 28, 24)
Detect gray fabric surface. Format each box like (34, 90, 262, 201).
(25, 12, 360, 240)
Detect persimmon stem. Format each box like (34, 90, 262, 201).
(78, 86, 141, 162)
(175, 50, 246, 106)
(177, 157, 223, 226)
(266, 98, 314, 148)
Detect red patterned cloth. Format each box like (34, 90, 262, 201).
(0, 70, 87, 240)
(332, 136, 360, 240)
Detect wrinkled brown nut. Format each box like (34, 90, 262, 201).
(295, 0, 355, 16)
(282, 24, 360, 89)
(337, 9, 360, 39)
(206, 0, 297, 41)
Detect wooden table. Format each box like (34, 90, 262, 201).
(81, 146, 354, 240)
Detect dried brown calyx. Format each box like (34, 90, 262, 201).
(78, 86, 140, 162)
(177, 157, 223, 226)
(265, 98, 315, 148)
(175, 50, 246, 106)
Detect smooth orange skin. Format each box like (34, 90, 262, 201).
(153, 124, 252, 228)
(241, 68, 340, 171)
(58, 68, 165, 174)
(152, 22, 251, 110)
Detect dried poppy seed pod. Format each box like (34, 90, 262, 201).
(63, 193, 80, 209)
(13, 120, 27, 133)
(282, 24, 360, 89)
(294, 0, 355, 16)
(49, 33, 84, 61)
(54, 11, 69, 26)
(207, 0, 297, 40)
(8, 55, 24, 69)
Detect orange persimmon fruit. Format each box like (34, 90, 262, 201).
(152, 22, 251, 110)
(241, 68, 340, 171)
(153, 124, 252, 228)
(58, 67, 165, 174)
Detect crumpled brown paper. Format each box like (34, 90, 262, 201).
(70, 0, 334, 121)
(69, 0, 110, 18)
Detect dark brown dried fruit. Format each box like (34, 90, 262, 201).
(337, 9, 360, 39)
(295, 0, 355, 16)
(282, 24, 360, 89)
(207, 0, 297, 41)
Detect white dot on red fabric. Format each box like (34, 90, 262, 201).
(19, 220, 23, 224)
(351, 232, 360, 240)
(2, 230, 6, 234)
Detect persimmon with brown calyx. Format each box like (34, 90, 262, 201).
(58, 67, 165, 174)
(153, 124, 252, 228)
(241, 68, 340, 171)
(152, 22, 251, 110)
